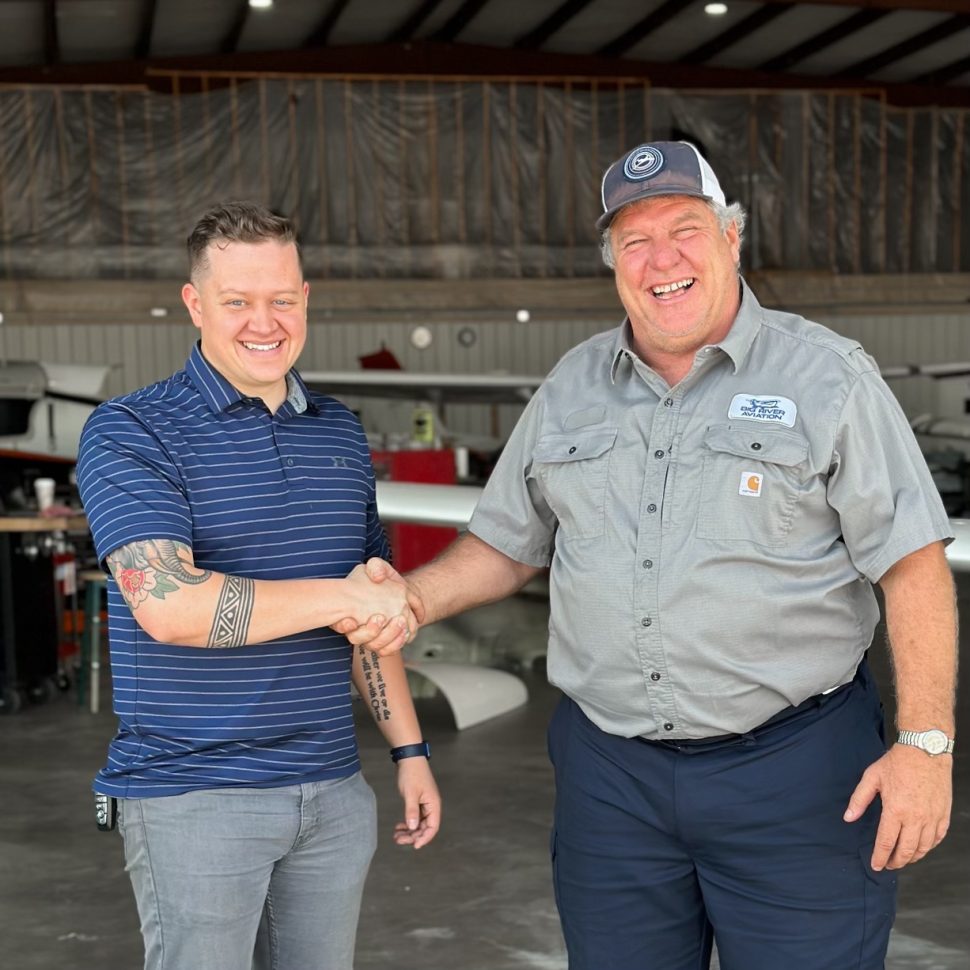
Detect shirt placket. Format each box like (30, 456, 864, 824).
(634, 377, 680, 735)
(632, 348, 723, 736)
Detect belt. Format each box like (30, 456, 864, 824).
(641, 666, 862, 752)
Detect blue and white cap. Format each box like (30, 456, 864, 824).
(596, 141, 726, 230)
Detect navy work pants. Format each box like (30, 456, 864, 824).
(547, 662, 896, 969)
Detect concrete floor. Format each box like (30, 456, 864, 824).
(1, 583, 968, 970)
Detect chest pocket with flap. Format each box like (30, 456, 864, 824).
(533, 428, 617, 540)
(696, 424, 810, 545)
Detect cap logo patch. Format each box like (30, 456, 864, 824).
(623, 146, 664, 181)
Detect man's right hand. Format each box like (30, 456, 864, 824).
(335, 559, 426, 656)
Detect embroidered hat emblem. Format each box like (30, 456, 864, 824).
(623, 146, 665, 181)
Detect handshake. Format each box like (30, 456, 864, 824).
(333, 559, 425, 656)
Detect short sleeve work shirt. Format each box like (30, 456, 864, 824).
(469, 282, 952, 739)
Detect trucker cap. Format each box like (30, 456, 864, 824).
(596, 141, 726, 231)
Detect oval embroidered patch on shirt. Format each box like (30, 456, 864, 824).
(728, 393, 797, 427)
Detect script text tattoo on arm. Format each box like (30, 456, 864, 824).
(358, 646, 392, 721)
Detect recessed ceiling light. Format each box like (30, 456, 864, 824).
(249, 0, 273, 9)
(705, 2, 728, 14)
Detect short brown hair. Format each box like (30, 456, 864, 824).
(187, 201, 301, 280)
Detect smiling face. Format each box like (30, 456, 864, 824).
(609, 195, 741, 376)
(181, 238, 309, 412)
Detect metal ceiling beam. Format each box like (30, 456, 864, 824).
(758, 9, 890, 73)
(680, 5, 788, 64)
(763, 0, 970, 12)
(135, 0, 159, 61)
(514, 0, 596, 49)
(838, 13, 970, 76)
(220, 0, 251, 55)
(431, 0, 492, 42)
(304, 0, 354, 48)
(42, 0, 59, 66)
(386, 0, 448, 43)
(911, 51, 970, 84)
(1, 40, 968, 108)
(598, 0, 695, 58)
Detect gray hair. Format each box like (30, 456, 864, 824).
(599, 198, 747, 269)
(187, 201, 301, 280)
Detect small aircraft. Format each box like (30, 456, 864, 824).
(0, 360, 109, 460)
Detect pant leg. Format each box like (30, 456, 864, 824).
(256, 772, 377, 970)
(686, 665, 896, 970)
(548, 696, 714, 970)
(119, 785, 301, 970)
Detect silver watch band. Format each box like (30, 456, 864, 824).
(897, 729, 955, 755)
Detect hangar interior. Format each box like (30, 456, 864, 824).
(0, 1, 968, 968)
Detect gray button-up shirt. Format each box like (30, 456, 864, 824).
(469, 281, 953, 739)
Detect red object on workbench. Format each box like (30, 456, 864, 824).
(370, 449, 457, 572)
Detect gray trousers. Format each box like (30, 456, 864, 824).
(118, 772, 378, 970)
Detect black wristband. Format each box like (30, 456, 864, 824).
(389, 741, 431, 763)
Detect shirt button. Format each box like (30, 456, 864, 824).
(286, 458, 294, 466)
(654, 450, 665, 459)
(663, 722, 675, 731)
(647, 503, 657, 513)
(568, 446, 577, 454)
(640, 617, 652, 627)
(663, 398, 673, 407)
(642, 559, 653, 569)
(650, 672, 661, 681)
(751, 442, 762, 451)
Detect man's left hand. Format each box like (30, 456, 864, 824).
(843, 744, 952, 871)
(392, 756, 441, 850)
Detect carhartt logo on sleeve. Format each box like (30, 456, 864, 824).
(739, 472, 763, 497)
(728, 393, 797, 427)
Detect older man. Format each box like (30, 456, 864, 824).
(349, 141, 956, 969)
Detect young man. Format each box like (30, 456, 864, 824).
(347, 142, 957, 969)
(77, 201, 438, 970)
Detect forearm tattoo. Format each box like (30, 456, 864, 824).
(206, 575, 256, 648)
(107, 539, 212, 610)
(357, 647, 392, 722)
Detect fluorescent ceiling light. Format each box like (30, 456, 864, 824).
(249, 0, 273, 9)
(705, 3, 728, 14)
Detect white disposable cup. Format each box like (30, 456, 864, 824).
(34, 477, 56, 511)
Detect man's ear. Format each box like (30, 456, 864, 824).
(182, 282, 203, 330)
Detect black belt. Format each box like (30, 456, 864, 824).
(642, 666, 862, 752)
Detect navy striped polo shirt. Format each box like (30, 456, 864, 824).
(77, 343, 389, 798)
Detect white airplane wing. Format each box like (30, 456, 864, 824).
(946, 519, 970, 572)
(302, 369, 544, 405)
(881, 362, 970, 380)
(375, 480, 482, 528)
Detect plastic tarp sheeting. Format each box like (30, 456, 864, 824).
(0, 79, 967, 279)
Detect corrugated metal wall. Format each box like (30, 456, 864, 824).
(3, 308, 969, 441)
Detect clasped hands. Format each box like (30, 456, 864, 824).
(336, 559, 425, 655)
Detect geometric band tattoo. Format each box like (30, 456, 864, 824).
(206, 575, 256, 648)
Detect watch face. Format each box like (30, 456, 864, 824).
(923, 730, 948, 755)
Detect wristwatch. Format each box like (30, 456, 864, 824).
(389, 741, 431, 763)
(896, 729, 955, 756)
